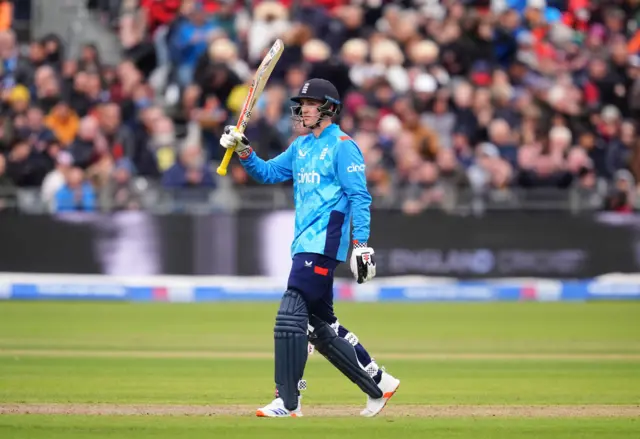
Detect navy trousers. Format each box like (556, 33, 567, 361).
(286, 252, 380, 383)
(287, 252, 339, 325)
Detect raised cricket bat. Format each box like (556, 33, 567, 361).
(216, 39, 285, 176)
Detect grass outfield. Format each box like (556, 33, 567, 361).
(1, 416, 639, 439)
(0, 301, 639, 438)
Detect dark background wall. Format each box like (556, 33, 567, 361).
(1, 211, 638, 279)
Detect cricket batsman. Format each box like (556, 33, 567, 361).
(219, 78, 400, 418)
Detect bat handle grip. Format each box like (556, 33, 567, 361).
(216, 148, 234, 176)
(217, 123, 245, 176)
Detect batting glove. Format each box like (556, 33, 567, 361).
(350, 241, 376, 284)
(220, 125, 252, 159)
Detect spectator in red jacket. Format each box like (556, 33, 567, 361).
(140, 0, 181, 36)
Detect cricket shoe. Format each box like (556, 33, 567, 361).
(360, 371, 400, 417)
(256, 396, 303, 418)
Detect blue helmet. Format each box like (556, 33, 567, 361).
(291, 78, 343, 116)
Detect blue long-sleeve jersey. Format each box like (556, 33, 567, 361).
(241, 123, 371, 262)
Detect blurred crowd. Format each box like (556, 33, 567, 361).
(0, 0, 639, 214)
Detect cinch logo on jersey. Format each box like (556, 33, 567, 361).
(347, 163, 366, 173)
(298, 168, 320, 184)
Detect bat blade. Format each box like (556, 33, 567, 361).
(217, 39, 284, 176)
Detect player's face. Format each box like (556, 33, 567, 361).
(299, 98, 322, 126)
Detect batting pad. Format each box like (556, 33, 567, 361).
(309, 319, 383, 399)
(274, 290, 309, 411)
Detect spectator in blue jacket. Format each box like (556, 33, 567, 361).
(170, 2, 219, 87)
(162, 143, 215, 188)
(54, 167, 96, 212)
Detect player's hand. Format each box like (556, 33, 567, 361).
(220, 125, 252, 158)
(350, 242, 376, 284)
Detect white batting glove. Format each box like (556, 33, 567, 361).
(350, 241, 376, 284)
(220, 125, 252, 159)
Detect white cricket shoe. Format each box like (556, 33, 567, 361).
(256, 397, 303, 418)
(360, 371, 400, 417)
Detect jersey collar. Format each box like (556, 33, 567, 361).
(315, 123, 338, 139)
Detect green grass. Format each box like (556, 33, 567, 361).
(0, 301, 639, 438)
(1, 416, 639, 439)
(1, 357, 638, 405)
(0, 301, 638, 353)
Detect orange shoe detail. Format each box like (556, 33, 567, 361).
(384, 382, 400, 399)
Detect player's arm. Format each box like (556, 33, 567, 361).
(220, 126, 293, 184)
(335, 138, 376, 284)
(335, 139, 372, 243)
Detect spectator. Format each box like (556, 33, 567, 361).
(162, 142, 215, 189)
(44, 100, 80, 146)
(143, 115, 177, 176)
(194, 37, 250, 87)
(487, 118, 518, 167)
(15, 40, 46, 87)
(603, 169, 635, 213)
(33, 65, 62, 113)
(78, 43, 102, 72)
(362, 138, 392, 200)
(114, 60, 144, 120)
(82, 70, 109, 110)
(247, 1, 290, 63)
(628, 55, 640, 120)
(604, 118, 634, 178)
(452, 130, 475, 170)
(0, 113, 13, 152)
(66, 68, 92, 117)
(132, 105, 164, 176)
(392, 135, 422, 191)
(518, 147, 573, 189)
(437, 147, 468, 189)
(0, 152, 15, 210)
(548, 126, 573, 166)
(401, 162, 442, 215)
(211, 0, 240, 43)
(96, 103, 135, 161)
(41, 34, 65, 72)
(422, 89, 456, 150)
(0, 30, 19, 89)
(0, 0, 638, 214)
(101, 158, 143, 211)
(4, 136, 51, 187)
(24, 106, 56, 151)
(69, 116, 104, 169)
(145, 0, 184, 72)
(140, 0, 181, 37)
(54, 167, 96, 212)
(41, 149, 74, 212)
(0, 0, 13, 32)
(170, 1, 221, 86)
(3, 85, 31, 118)
(468, 142, 513, 193)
